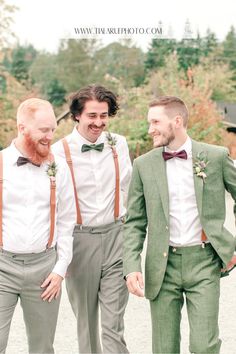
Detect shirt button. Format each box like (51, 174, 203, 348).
(163, 252, 167, 257)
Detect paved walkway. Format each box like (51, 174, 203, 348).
(6, 194, 236, 353)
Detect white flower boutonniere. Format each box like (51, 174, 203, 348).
(46, 161, 57, 181)
(106, 131, 117, 148)
(193, 152, 209, 183)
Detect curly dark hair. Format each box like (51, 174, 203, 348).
(69, 85, 119, 121)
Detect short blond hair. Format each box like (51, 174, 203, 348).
(17, 98, 53, 124)
(149, 96, 189, 127)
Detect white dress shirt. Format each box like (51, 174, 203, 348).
(1, 143, 76, 277)
(52, 127, 132, 226)
(165, 136, 203, 246)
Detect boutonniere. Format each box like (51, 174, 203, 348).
(46, 161, 57, 181)
(193, 152, 209, 183)
(106, 131, 117, 148)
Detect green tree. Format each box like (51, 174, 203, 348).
(202, 29, 218, 56)
(176, 35, 204, 71)
(56, 39, 99, 91)
(8, 44, 38, 84)
(194, 56, 236, 102)
(222, 26, 236, 80)
(46, 79, 66, 107)
(29, 52, 58, 93)
(94, 41, 145, 87)
(145, 39, 176, 70)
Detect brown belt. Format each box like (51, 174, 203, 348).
(0, 151, 56, 249)
(62, 138, 120, 224)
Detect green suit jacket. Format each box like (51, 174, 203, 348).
(123, 140, 236, 300)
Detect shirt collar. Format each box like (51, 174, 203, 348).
(71, 126, 106, 150)
(7, 141, 50, 167)
(7, 141, 25, 166)
(165, 136, 192, 158)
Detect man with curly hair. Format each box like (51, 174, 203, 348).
(52, 85, 132, 353)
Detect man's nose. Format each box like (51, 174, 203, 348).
(94, 117, 104, 126)
(46, 131, 54, 140)
(148, 125, 154, 135)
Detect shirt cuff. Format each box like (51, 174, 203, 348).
(52, 259, 68, 278)
(125, 272, 139, 280)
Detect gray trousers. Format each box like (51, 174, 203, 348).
(0, 248, 60, 354)
(66, 221, 129, 354)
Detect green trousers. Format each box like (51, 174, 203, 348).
(150, 244, 222, 354)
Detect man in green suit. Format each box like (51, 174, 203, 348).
(123, 96, 236, 354)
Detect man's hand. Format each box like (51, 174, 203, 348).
(225, 255, 236, 272)
(126, 272, 144, 297)
(41, 272, 63, 302)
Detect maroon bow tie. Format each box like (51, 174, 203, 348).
(162, 150, 187, 161)
(17, 156, 40, 167)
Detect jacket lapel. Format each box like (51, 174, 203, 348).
(192, 140, 204, 218)
(150, 141, 205, 222)
(150, 149, 169, 222)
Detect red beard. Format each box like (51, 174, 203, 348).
(23, 133, 51, 165)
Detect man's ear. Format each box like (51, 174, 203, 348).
(75, 115, 80, 122)
(18, 123, 26, 135)
(174, 115, 183, 128)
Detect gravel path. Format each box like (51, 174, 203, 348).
(6, 194, 236, 353)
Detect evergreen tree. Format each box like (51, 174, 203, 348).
(145, 39, 176, 70)
(46, 79, 66, 107)
(222, 26, 236, 80)
(9, 44, 38, 83)
(177, 34, 204, 71)
(202, 29, 218, 57)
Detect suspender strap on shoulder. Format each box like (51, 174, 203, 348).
(47, 153, 57, 249)
(0, 152, 56, 249)
(111, 147, 120, 220)
(62, 138, 82, 225)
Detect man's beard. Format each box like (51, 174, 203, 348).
(23, 133, 51, 165)
(153, 124, 175, 148)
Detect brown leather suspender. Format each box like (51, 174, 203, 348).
(62, 138, 120, 224)
(0, 152, 3, 247)
(62, 138, 82, 225)
(0, 151, 56, 249)
(47, 153, 57, 248)
(111, 146, 120, 220)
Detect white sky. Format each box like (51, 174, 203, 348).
(9, 0, 236, 52)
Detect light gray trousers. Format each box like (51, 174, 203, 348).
(0, 248, 60, 354)
(66, 221, 129, 354)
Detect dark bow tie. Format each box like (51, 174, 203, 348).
(162, 150, 187, 161)
(17, 156, 40, 167)
(81, 143, 104, 153)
